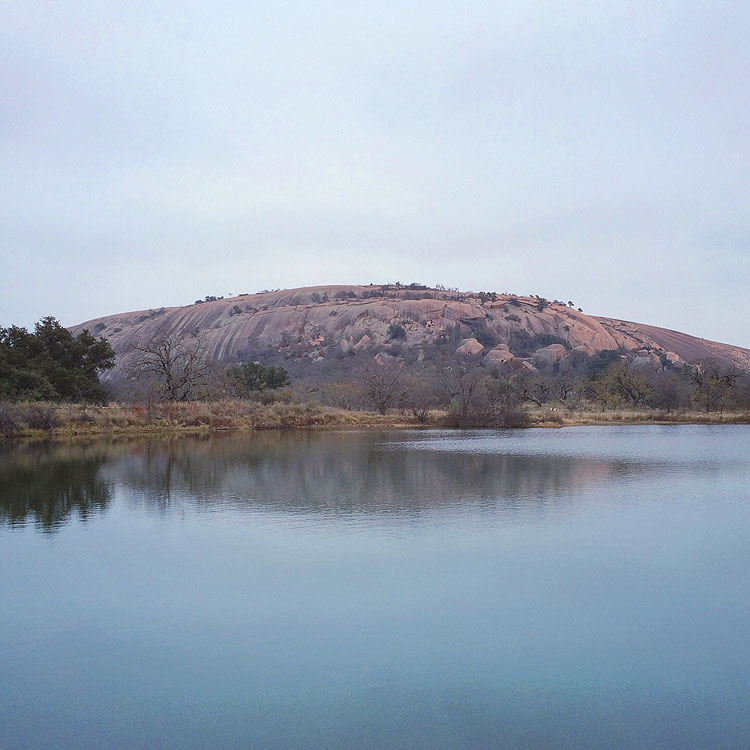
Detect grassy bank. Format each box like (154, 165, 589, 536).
(528, 407, 750, 427)
(1, 400, 749, 439)
(0, 400, 416, 439)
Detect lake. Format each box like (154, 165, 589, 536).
(1, 426, 749, 749)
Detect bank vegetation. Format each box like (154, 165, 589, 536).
(2, 316, 750, 439)
(1, 399, 749, 440)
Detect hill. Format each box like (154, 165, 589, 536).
(72, 284, 750, 382)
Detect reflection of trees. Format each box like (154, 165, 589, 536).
(106, 432, 637, 517)
(0, 432, 650, 532)
(0, 443, 112, 532)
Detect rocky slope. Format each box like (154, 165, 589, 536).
(72, 285, 750, 380)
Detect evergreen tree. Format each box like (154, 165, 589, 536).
(0, 317, 115, 402)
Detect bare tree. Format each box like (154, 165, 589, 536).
(399, 370, 442, 423)
(442, 366, 529, 428)
(359, 358, 406, 414)
(513, 374, 553, 406)
(645, 371, 690, 412)
(442, 365, 485, 425)
(128, 331, 211, 402)
(689, 360, 740, 412)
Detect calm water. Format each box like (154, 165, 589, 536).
(1, 426, 749, 749)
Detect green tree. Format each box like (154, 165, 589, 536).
(227, 362, 290, 397)
(0, 317, 115, 402)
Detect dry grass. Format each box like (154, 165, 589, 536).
(2, 401, 749, 439)
(0, 400, 417, 438)
(528, 407, 750, 427)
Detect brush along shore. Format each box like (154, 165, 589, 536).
(0, 400, 414, 438)
(1, 400, 749, 439)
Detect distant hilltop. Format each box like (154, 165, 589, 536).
(72, 284, 750, 380)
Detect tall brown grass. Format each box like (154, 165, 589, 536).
(0, 400, 414, 438)
(528, 407, 750, 427)
(1, 401, 748, 439)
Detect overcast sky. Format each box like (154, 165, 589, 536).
(2, 1, 748, 346)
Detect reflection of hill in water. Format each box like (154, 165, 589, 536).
(105, 432, 639, 515)
(0, 443, 112, 531)
(0, 432, 645, 531)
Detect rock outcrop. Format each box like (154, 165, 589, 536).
(71, 284, 750, 381)
(485, 348, 515, 365)
(456, 338, 484, 356)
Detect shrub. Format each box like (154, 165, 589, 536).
(387, 323, 407, 340)
(473, 329, 497, 347)
(443, 378, 530, 428)
(586, 349, 623, 374)
(23, 404, 60, 430)
(0, 402, 21, 437)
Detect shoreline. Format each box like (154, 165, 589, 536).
(1, 400, 749, 440)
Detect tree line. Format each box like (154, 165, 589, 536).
(353, 352, 750, 426)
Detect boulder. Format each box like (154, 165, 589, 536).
(508, 359, 537, 373)
(456, 338, 484, 356)
(532, 343, 568, 368)
(485, 348, 515, 364)
(352, 334, 372, 352)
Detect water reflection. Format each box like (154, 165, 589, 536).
(2, 427, 748, 749)
(0, 431, 648, 531)
(109, 431, 636, 515)
(0, 442, 112, 531)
